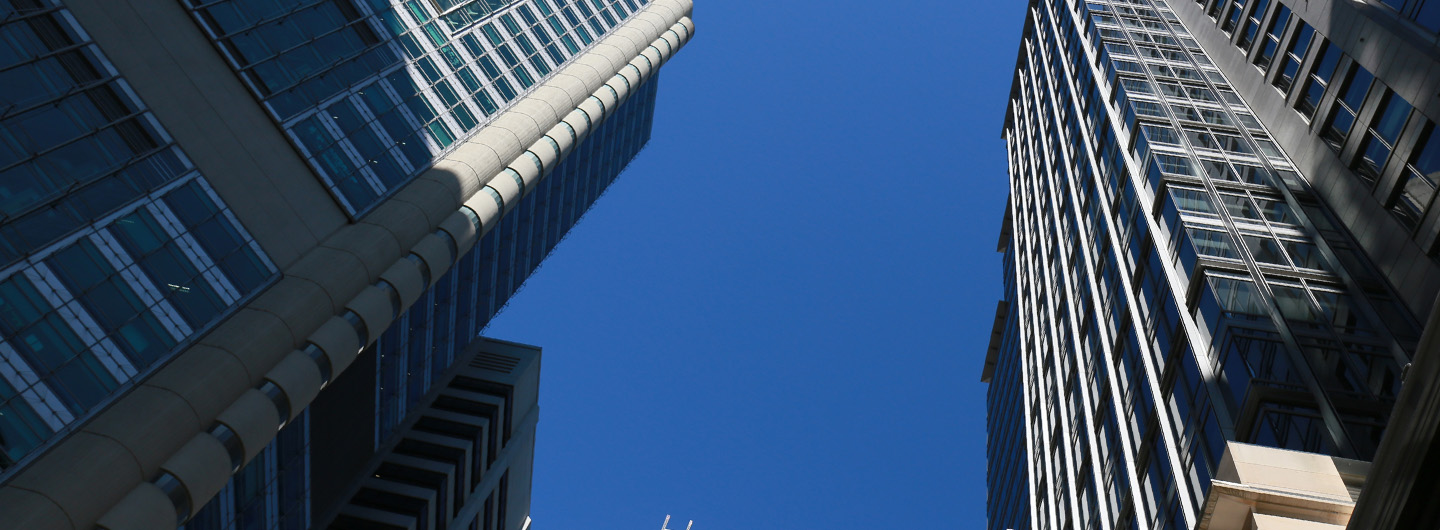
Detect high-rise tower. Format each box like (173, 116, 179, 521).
(0, 0, 694, 528)
(984, 0, 1440, 528)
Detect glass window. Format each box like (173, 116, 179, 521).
(1207, 276, 1268, 315)
(1188, 228, 1238, 259)
(1375, 92, 1413, 145)
(1417, 0, 1440, 34)
(1297, 43, 1342, 118)
(0, 376, 51, 467)
(0, 275, 118, 412)
(1395, 123, 1440, 229)
(1171, 188, 1217, 215)
(1121, 77, 1154, 94)
(48, 239, 176, 366)
(1233, 164, 1274, 186)
(1133, 100, 1168, 118)
(1254, 198, 1296, 224)
(1282, 240, 1325, 270)
(1323, 65, 1374, 152)
(1356, 92, 1413, 183)
(1243, 235, 1288, 265)
(1273, 23, 1314, 92)
(1156, 153, 1195, 175)
(1202, 159, 1239, 182)
(1311, 289, 1372, 335)
(1222, 195, 1261, 220)
(109, 208, 225, 328)
(1272, 284, 1320, 322)
(1257, 6, 1290, 69)
(1142, 124, 1182, 145)
(163, 182, 272, 293)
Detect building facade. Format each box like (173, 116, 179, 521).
(314, 337, 542, 530)
(984, 0, 1440, 528)
(0, 0, 694, 528)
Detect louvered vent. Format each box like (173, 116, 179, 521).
(469, 352, 520, 374)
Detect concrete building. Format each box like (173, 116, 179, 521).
(984, 0, 1440, 528)
(0, 0, 694, 528)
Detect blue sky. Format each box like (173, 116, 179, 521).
(487, 1, 1025, 528)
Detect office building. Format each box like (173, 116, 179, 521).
(984, 0, 1440, 528)
(0, 0, 694, 528)
(316, 337, 541, 530)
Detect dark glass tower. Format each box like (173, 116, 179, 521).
(984, 0, 1440, 528)
(0, 0, 694, 528)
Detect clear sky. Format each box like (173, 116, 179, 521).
(486, 1, 1025, 528)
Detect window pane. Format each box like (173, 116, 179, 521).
(1272, 285, 1320, 322)
(1244, 235, 1288, 265)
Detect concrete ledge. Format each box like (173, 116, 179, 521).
(264, 351, 323, 423)
(82, 385, 201, 478)
(142, 344, 252, 425)
(8, 432, 144, 530)
(214, 390, 280, 465)
(95, 483, 176, 530)
(160, 435, 230, 518)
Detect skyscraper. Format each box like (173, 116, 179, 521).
(0, 0, 694, 528)
(984, 0, 1440, 528)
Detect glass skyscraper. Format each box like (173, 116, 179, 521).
(984, 0, 1440, 528)
(0, 0, 693, 528)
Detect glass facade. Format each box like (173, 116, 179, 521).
(0, 0, 276, 474)
(985, 246, 1031, 530)
(1200, 0, 1440, 239)
(179, 0, 650, 216)
(183, 69, 660, 530)
(184, 412, 311, 530)
(990, 0, 1421, 528)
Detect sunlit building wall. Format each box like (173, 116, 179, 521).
(983, 0, 1440, 528)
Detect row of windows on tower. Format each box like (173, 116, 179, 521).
(0, 1, 279, 473)
(1208, 0, 1440, 239)
(180, 0, 648, 216)
(998, 1, 1420, 528)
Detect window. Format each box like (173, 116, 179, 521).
(48, 238, 177, 366)
(1122, 77, 1155, 94)
(1156, 153, 1195, 175)
(1222, 0, 1247, 34)
(1203, 159, 1239, 183)
(1355, 91, 1413, 183)
(1222, 194, 1261, 220)
(1188, 228, 1239, 259)
(1392, 123, 1440, 229)
(1297, 42, 1341, 119)
(1244, 235, 1289, 265)
(1202, 275, 1269, 324)
(1282, 240, 1325, 270)
(1255, 197, 1297, 224)
(1171, 187, 1219, 216)
(1273, 22, 1314, 92)
(1133, 99, 1168, 118)
(1143, 124, 1182, 145)
(1233, 164, 1274, 186)
(1256, 5, 1290, 69)
(1322, 65, 1374, 152)
(1271, 283, 1321, 321)
(1238, 0, 1270, 49)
